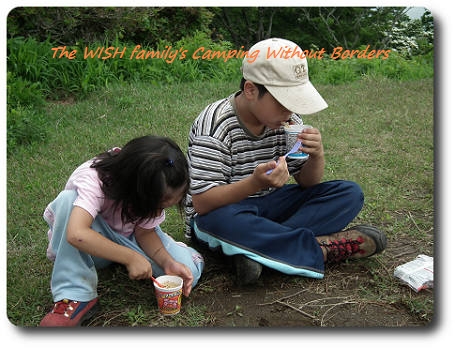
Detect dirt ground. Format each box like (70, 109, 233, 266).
(184, 239, 434, 328)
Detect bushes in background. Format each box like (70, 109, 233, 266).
(7, 32, 433, 153)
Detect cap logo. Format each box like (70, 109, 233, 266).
(293, 64, 307, 80)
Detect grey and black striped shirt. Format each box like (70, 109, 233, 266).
(184, 92, 307, 235)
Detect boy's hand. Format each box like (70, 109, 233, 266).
(298, 127, 324, 158)
(253, 159, 289, 188)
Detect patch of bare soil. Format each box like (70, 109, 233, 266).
(185, 239, 434, 328)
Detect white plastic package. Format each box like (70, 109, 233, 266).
(393, 254, 434, 292)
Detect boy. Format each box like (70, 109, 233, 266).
(185, 38, 386, 285)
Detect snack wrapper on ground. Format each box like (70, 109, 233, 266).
(393, 254, 434, 292)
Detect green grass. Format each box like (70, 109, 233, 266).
(6, 77, 433, 326)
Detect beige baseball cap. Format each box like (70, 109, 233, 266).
(242, 38, 328, 115)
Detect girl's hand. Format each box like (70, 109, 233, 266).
(162, 260, 194, 297)
(125, 252, 153, 280)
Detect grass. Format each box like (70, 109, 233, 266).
(6, 77, 433, 327)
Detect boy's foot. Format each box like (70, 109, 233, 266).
(39, 298, 99, 327)
(317, 225, 387, 264)
(233, 254, 262, 286)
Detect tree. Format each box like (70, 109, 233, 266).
(211, 7, 278, 48)
(7, 6, 433, 56)
(210, 7, 433, 54)
(7, 7, 215, 45)
(381, 9, 434, 56)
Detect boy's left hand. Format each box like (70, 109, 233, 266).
(298, 127, 324, 158)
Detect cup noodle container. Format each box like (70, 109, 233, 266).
(153, 275, 183, 315)
(284, 124, 312, 159)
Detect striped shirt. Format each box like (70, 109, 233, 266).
(185, 92, 307, 235)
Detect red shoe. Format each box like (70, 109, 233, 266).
(317, 225, 387, 264)
(39, 298, 99, 327)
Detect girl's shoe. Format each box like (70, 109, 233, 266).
(39, 298, 99, 327)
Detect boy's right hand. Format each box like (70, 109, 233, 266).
(254, 159, 289, 188)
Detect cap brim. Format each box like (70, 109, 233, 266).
(266, 81, 328, 115)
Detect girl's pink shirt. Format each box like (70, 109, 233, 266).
(64, 158, 165, 237)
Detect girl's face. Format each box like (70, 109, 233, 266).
(159, 184, 187, 210)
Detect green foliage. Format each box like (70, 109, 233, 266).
(7, 7, 215, 46)
(6, 69, 47, 153)
(8, 7, 434, 57)
(6, 32, 243, 153)
(308, 49, 433, 85)
(210, 7, 433, 55)
(7, 32, 242, 99)
(7, 105, 47, 152)
(7, 36, 84, 99)
(7, 72, 45, 108)
(7, 31, 433, 153)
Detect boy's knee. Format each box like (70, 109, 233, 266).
(348, 180, 363, 196)
(343, 181, 364, 208)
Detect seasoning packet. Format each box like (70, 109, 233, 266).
(394, 254, 434, 292)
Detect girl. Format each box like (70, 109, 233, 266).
(40, 135, 204, 327)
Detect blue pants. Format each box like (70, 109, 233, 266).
(45, 190, 204, 302)
(193, 180, 363, 278)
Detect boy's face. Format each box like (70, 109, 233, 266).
(246, 82, 293, 130)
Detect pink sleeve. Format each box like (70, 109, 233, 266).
(65, 160, 104, 218)
(138, 210, 166, 230)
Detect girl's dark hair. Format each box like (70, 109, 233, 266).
(240, 77, 268, 98)
(91, 135, 189, 225)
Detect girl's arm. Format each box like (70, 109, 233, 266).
(135, 226, 194, 296)
(66, 206, 152, 280)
